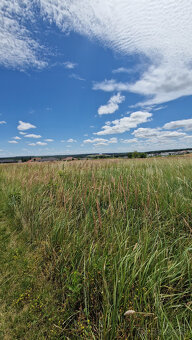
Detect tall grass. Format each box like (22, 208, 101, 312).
(0, 158, 192, 339)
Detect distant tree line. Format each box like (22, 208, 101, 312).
(89, 152, 147, 159)
(126, 151, 147, 158)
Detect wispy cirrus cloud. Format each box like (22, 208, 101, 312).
(1, 0, 192, 113)
(63, 61, 77, 69)
(40, 0, 192, 105)
(0, 1, 46, 70)
(1, 0, 192, 107)
(69, 73, 85, 81)
(112, 67, 131, 74)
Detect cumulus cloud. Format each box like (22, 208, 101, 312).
(17, 121, 36, 131)
(67, 138, 77, 143)
(94, 66, 192, 106)
(95, 111, 152, 135)
(84, 137, 117, 146)
(84, 138, 107, 144)
(24, 134, 41, 138)
(0, 121, 6, 124)
(121, 138, 138, 144)
(36, 141, 47, 146)
(132, 128, 186, 140)
(13, 136, 21, 140)
(128, 64, 192, 106)
(8, 140, 18, 144)
(98, 93, 125, 115)
(163, 119, 192, 131)
(28, 141, 47, 146)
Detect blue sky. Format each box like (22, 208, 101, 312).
(1, 0, 192, 157)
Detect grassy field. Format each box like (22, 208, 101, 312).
(0, 158, 192, 339)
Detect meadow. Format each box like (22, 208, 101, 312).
(0, 157, 191, 339)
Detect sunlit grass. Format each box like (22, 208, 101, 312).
(0, 158, 192, 339)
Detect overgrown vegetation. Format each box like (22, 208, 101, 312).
(0, 158, 192, 339)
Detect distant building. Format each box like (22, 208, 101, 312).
(0, 159, 16, 164)
(27, 157, 41, 163)
(39, 157, 58, 162)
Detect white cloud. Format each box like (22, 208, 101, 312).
(95, 111, 152, 135)
(69, 73, 85, 81)
(28, 141, 47, 146)
(128, 64, 192, 106)
(13, 136, 21, 140)
(67, 138, 77, 143)
(24, 134, 41, 139)
(63, 61, 77, 69)
(39, 0, 192, 105)
(84, 138, 107, 144)
(132, 128, 186, 140)
(0, 120, 6, 124)
(98, 92, 125, 115)
(8, 140, 18, 144)
(36, 141, 47, 146)
(83, 137, 118, 146)
(1, 1, 192, 104)
(121, 138, 138, 144)
(19, 131, 26, 135)
(17, 121, 36, 131)
(112, 67, 131, 74)
(108, 137, 117, 144)
(44, 139, 54, 142)
(0, 1, 46, 69)
(94, 66, 192, 106)
(163, 119, 192, 131)
(93, 79, 130, 92)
